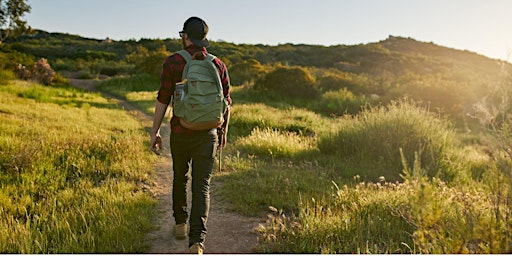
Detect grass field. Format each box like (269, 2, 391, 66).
(96, 74, 512, 253)
(97, 74, 512, 253)
(0, 79, 158, 253)
(2, 73, 511, 253)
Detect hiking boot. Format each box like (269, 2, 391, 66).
(189, 243, 204, 254)
(173, 223, 187, 240)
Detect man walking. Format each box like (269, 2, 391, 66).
(150, 16, 231, 254)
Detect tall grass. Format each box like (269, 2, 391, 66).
(0, 69, 15, 85)
(257, 179, 415, 253)
(236, 127, 317, 159)
(229, 102, 331, 139)
(318, 99, 458, 181)
(0, 81, 157, 253)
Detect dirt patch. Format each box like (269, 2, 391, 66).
(65, 73, 263, 253)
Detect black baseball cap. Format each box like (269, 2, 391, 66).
(182, 17, 210, 48)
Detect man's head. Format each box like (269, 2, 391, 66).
(180, 17, 210, 48)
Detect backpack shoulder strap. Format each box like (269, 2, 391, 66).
(206, 53, 217, 62)
(176, 50, 222, 87)
(205, 54, 223, 90)
(176, 50, 192, 63)
(176, 50, 192, 81)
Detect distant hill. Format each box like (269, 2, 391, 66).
(6, 30, 508, 79)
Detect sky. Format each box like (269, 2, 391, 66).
(25, 0, 512, 62)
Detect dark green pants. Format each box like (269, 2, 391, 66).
(170, 128, 218, 248)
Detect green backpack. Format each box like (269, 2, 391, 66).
(173, 50, 228, 130)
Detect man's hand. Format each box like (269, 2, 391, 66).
(150, 134, 162, 155)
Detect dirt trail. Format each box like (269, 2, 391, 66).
(65, 73, 262, 253)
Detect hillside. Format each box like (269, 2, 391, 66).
(2, 30, 511, 125)
(4, 30, 508, 81)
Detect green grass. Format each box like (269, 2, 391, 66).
(256, 180, 415, 253)
(318, 99, 459, 181)
(225, 86, 511, 253)
(96, 74, 160, 115)
(95, 78, 512, 253)
(0, 80, 157, 253)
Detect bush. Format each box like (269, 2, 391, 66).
(0, 69, 15, 85)
(30, 58, 56, 85)
(14, 63, 31, 80)
(229, 59, 267, 86)
(0, 50, 35, 70)
(125, 45, 169, 76)
(51, 58, 82, 71)
(318, 88, 368, 115)
(256, 65, 319, 99)
(317, 73, 363, 93)
(318, 99, 459, 181)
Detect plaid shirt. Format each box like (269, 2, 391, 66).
(157, 45, 231, 133)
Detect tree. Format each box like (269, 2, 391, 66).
(0, 0, 31, 43)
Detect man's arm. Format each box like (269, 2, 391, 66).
(150, 101, 169, 155)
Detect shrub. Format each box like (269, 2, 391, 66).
(51, 58, 81, 71)
(256, 65, 319, 99)
(229, 59, 267, 86)
(0, 50, 35, 70)
(14, 63, 30, 80)
(126, 45, 169, 76)
(317, 73, 363, 93)
(30, 58, 55, 85)
(0, 69, 15, 85)
(318, 99, 459, 181)
(318, 88, 368, 115)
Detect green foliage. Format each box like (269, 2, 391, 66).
(255, 65, 319, 99)
(257, 180, 414, 253)
(396, 154, 512, 254)
(0, 81, 156, 253)
(228, 58, 267, 86)
(316, 72, 364, 93)
(0, 46, 34, 69)
(125, 45, 169, 76)
(0, 68, 14, 84)
(228, 103, 323, 139)
(318, 88, 368, 115)
(216, 158, 332, 216)
(0, 0, 31, 42)
(389, 73, 469, 119)
(96, 74, 160, 115)
(87, 59, 133, 76)
(50, 58, 82, 71)
(318, 99, 458, 181)
(97, 73, 159, 96)
(236, 127, 317, 159)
